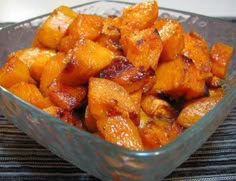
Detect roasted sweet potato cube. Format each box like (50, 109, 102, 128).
(59, 39, 114, 85)
(139, 119, 182, 150)
(177, 95, 223, 128)
(151, 56, 207, 100)
(97, 116, 143, 151)
(0, 57, 35, 88)
(121, 0, 158, 31)
(182, 33, 212, 78)
(9, 48, 56, 82)
(33, 6, 77, 49)
(207, 75, 222, 88)
(9, 82, 53, 109)
(153, 18, 184, 62)
(209, 88, 225, 97)
(141, 95, 177, 119)
(189, 31, 209, 54)
(40, 53, 66, 96)
(102, 16, 121, 39)
(129, 90, 142, 124)
(68, 14, 103, 41)
(121, 28, 162, 70)
(48, 80, 87, 111)
(99, 56, 147, 93)
(88, 78, 139, 125)
(43, 106, 83, 129)
(210, 42, 233, 79)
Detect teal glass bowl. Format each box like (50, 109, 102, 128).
(0, 1, 236, 180)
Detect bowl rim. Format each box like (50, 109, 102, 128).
(0, 0, 236, 157)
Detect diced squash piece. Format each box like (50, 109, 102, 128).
(177, 95, 223, 128)
(68, 14, 103, 41)
(59, 39, 114, 85)
(0, 57, 35, 88)
(129, 90, 142, 123)
(48, 80, 87, 111)
(9, 48, 56, 82)
(9, 82, 53, 109)
(182, 33, 212, 78)
(207, 75, 222, 88)
(210, 42, 233, 79)
(139, 119, 182, 150)
(88, 78, 139, 125)
(189, 31, 209, 54)
(40, 53, 66, 96)
(97, 116, 144, 151)
(153, 18, 184, 62)
(121, 28, 163, 70)
(99, 56, 147, 93)
(8, 48, 55, 68)
(33, 6, 77, 49)
(141, 95, 176, 119)
(209, 88, 225, 97)
(43, 106, 83, 129)
(121, 0, 158, 31)
(85, 106, 98, 132)
(151, 56, 207, 100)
(58, 34, 77, 52)
(102, 16, 121, 39)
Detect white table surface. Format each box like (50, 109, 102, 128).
(0, 0, 236, 23)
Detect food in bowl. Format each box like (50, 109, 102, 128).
(0, 0, 233, 151)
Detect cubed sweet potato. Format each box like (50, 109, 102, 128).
(85, 106, 98, 132)
(177, 94, 223, 128)
(88, 78, 139, 125)
(151, 56, 207, 100)
(121, 28, 163, 70)
(8, 48, 56, 82)
(43, 106, 83, 129)
(153, 18, 184, 62)
(99, 56, 147, 93)
(182, 33, 212, 79)
(33, 6, 77, 49)
(121, 0, 158, 31)
(58, 35, 77, 52)
(59, 39, 114, 85)
(0, 57, 35, 88)
(48, 80, 87, 111)
(210, 42, 233, 79)
(139, 119, 182, 150)
(68, 14, 103, 41)
(9, 82, 53, 109)
(97, 116, 144, 151)
(141, 95, 177, 119)
(40, 53, 66, 96)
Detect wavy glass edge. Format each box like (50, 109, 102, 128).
(0, 0, 236, 180)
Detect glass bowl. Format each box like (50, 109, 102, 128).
(0, 1, 235, 181)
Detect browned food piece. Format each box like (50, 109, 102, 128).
(85, 106, 98, 132)
(129, 90, 142, 122)
(177, 95, 223, 128)
(97, 116, 144, 151)
(141, 95, 177, 119)
(33, 6, 77, 49)
(58, 34, 77, 52)
(189, 31, 209, 54)
(182, 33, 212, 79)
(153, 18, 184, 62)
(9, 82, 53, 109)
(121, 28, 163, 70)
(68, 14, 103, 40)
(0, 57, 35, 88)
(48, 80, 87, 111)
(210, 42, 233, 79)
(8, 48, 56, 82)
(59, 39, 114, 86)
(43, 106, 83, 129)
(40, 53, 67, 96)
(151, 56, 207, 100)
(139, 119, 182, 150)
(88, 78, 139, 125)
(99, 56, 148, 93)
(121, 0, 158, 31)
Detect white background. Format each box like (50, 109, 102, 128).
(0, 0, 236, 22)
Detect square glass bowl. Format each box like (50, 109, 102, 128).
(0, 1, 236, 181)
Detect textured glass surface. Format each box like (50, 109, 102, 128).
(0, 1, 236, 181)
